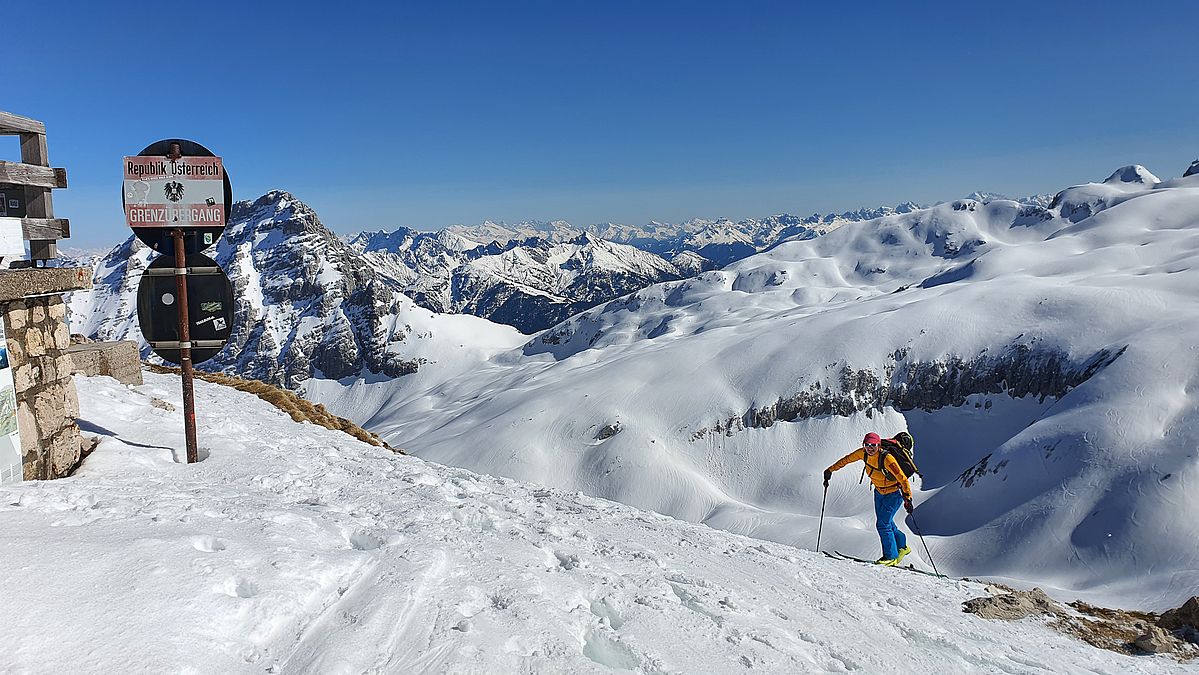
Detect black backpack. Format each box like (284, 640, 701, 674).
(879, 431, 919, 479)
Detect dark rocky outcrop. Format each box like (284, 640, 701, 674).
(211, 192, 421, 387)
(708, 342, 1126, 434)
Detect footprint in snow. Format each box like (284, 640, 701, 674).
(347, 530, 385, 551)
(542, 547, 583, 571)
(191, 536, 227, 552)
(582, 630, 641, 671)
(589, 596, 625, 629)
(217, 576, 257, 599)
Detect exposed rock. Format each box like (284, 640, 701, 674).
(966, 592, 1198, 659)
(596, 422, 623, 440)
(150, 398, 176, 412)
(962, 587, 1063, 620)
(720, 343, 1124, 434)
(1159, 596, 1199, 639)
(1135, 625, 1177, 654)
(218, 193, 409, 385)
(1183, 160, 1199, 178)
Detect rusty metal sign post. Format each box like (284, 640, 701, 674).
(124, 140, 233, 464)
(172, 228, 198, 462)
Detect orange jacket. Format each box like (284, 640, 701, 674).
(827, 447, 912, 500)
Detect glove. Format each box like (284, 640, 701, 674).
(903, 497, 914, 513)
(823, 469, 832, 486)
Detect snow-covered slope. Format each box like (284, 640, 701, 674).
(0, 372, 1187, 672)
(312, 165, 1199, 611)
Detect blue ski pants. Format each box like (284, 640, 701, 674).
(874, 489, 908, 560)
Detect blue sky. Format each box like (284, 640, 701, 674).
(6, 1, 1198, 247)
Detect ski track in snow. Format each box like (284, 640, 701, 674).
(0, 373, 1188, 673)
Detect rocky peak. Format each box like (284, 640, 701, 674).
(75, 192, 421, 388)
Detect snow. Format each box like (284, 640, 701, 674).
(308, 166, 1199, 612)
(0, 372, 1188, 672)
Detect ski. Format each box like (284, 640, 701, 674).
(829, 550, 949, 579)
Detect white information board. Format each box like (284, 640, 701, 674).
(0, 217, 26, 262)
(0, 318, 22, 484)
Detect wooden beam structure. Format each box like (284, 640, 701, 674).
(0, 112, 46, 136)
(0, 111, 62, 261)
(19, 218, 70, 240)
(0, 161, 67, 189)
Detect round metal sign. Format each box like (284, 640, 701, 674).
(123, 139, 233, 255)
(136, 252, 234, 366)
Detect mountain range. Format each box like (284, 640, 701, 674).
(69, 194, 964, 362)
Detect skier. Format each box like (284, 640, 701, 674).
(823, 432, 913, 566)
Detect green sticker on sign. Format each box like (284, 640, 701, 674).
(200, 302, 222, 312)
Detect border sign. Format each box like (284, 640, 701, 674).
(124, 156, 224, 226)
(136, 252, 234, 366)
(123, 139, 232, 255)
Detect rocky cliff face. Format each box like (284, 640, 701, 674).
(706, 342, 1126, 436)
(71, 192, 421, 388)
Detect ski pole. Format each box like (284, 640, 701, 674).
(816, 482, 829, 552)
(907, 510, 941, 577)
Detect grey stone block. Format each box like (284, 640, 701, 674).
(0, 269, 91, 302)
(66, 341, 144, 386)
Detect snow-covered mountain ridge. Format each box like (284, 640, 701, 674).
(376, 201, 929, 268)
(349, 230, 689, 333)
(308, 162, 1199, 612)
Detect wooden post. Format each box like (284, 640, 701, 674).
(19, 131, 56, 261)
(172, 229, 199, 463)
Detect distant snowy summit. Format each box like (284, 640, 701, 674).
(961, 191, 1055, 207)
(424, 204, 920, 266)
(1103, 164, 1161, 185)
(341, 202, 932, 331)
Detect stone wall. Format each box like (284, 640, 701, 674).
(0, 266, 93, 481)
(4, 295, 81, 479)
(66, 341, 143, 386)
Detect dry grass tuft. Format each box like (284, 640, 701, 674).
(145, 364, 403, 454)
